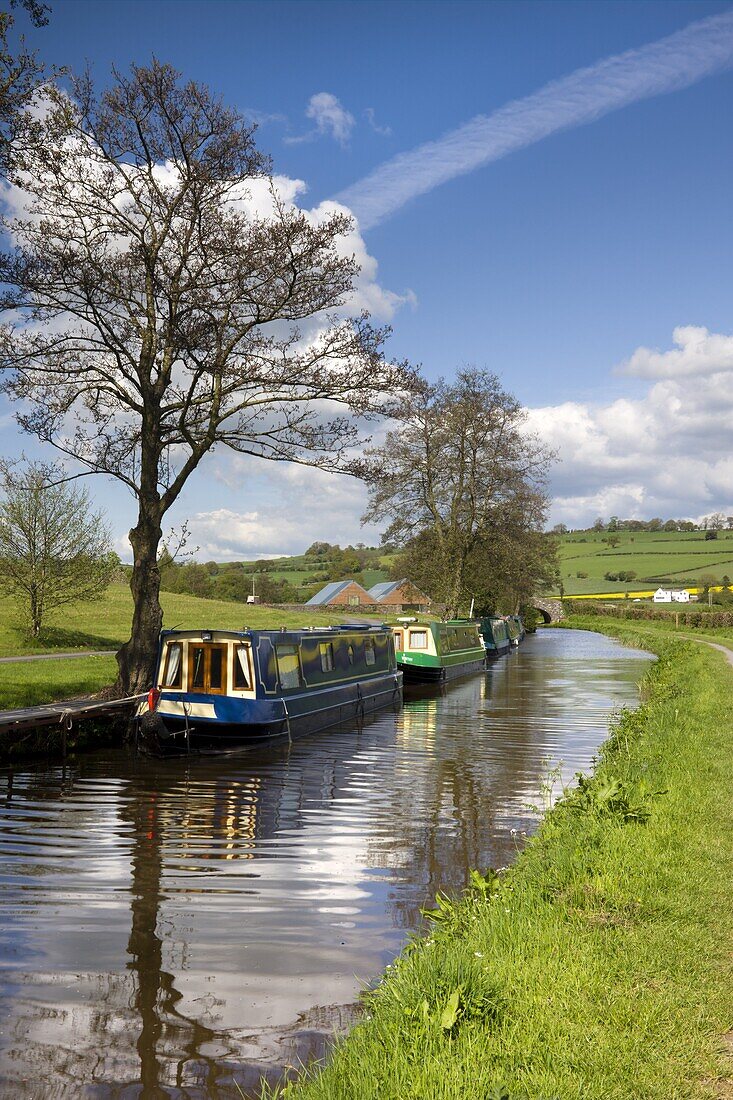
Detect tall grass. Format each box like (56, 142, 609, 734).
(262, 623, 733, 1099)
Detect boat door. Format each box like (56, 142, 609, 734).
(188, 642, 228, 694)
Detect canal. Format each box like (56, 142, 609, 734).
(0, 628, 652, 1097)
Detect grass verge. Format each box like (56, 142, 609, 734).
(0, 584, 380, 659)
(0, 654, 118, 711)
(262, 619, 733, 1099)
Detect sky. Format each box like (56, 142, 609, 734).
(2, 0, 733, 558)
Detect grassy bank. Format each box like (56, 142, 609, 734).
(0, 654, 118, 711)
(0, 587, 380, 711)
(266, 620, 733, 1099)
(0, 584, 379, 659)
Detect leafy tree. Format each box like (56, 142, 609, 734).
(592, 517, 605, 532)
(0, 61, 413, 691)
(606, 534, 621, 549)
(361, 368, 553, 616)
(0, 461, 116, 636)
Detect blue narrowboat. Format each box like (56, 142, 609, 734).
(478, 616, 512, 657)
(137, 625, 402, 755)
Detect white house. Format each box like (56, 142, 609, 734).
(653, 588, 691, 604)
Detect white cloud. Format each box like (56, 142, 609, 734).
(619, 325, 733, 379)
(185, 462, 380, 559)
(364, 107, 392, 137)
(529, 326, 733, 526)
(285, 92, 355, 147)
(337, 9, 733, 229)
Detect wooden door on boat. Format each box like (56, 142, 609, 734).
(188, 643, 228, 694)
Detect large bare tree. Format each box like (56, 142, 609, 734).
(0, 60, 412, 692)
(360, 368, 553, 617)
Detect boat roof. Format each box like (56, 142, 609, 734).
(160, 624, 387, 641)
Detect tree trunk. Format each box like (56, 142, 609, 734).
(116, 507, 163, 696)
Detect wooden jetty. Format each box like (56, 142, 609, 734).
(0, 694, 145, 736)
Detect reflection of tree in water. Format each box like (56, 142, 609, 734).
(369, 647, 609, 931)
(124, 781, 221, 1097)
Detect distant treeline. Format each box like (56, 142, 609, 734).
(554, 512, 733, 534)
(157, 542, 393, 604)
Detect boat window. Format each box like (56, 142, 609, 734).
(319, 642, 335, 672)
(191, 646, 205, 689)
(277, 645, 303, 690)
(209, 647, 223, 690)
(365, 639, 376, 666)
(392, 629, 403, 651)
(410, 630, 428, 650)
(234, 645, 252, 690)
(347, 644, 354, 665)
(163, 642, 182, 688)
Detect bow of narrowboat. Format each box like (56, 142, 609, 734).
(391, 620, 486, 682)
(136, 625, 402, 755)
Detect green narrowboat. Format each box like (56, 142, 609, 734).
(479, 616, 511, 657)
(391, 620, 486, 683)
(505, 615, 525, 646)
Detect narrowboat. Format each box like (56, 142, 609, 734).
(479, 616, 511, 657)
(391, 620, 486, 683)
(505, 615, 525, 646)
(136, 625, 402, 755)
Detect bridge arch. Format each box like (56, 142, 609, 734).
(532, 598, 564, 624)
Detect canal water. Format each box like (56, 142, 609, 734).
(0, 629, 651, 1098)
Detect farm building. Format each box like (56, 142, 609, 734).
(367, 579, 431, 612)
(653, 588, 691, 604)
(305, 580, 373, 608)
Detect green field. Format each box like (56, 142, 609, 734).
(270, 624, 733, 1099)
(554, 530, 733, 595)
(0, 585, 382, 708)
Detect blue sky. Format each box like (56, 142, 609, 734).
(2, 0, 733, 556)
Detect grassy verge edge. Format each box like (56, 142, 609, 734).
(261, 619, 733, 1099)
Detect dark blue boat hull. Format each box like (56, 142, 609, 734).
(139, 671, 403, 755)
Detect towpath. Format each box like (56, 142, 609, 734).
(0, 650, 115, 664)
(694, 638, 733, 669)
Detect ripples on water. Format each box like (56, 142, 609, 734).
(0, 629, 651, 1097)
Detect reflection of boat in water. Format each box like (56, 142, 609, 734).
(391, 620, 486, 683)
(137, 625, 402, 755)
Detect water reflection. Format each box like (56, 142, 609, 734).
(0, 630, 651, 1097)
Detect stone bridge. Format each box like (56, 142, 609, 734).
(532, 598, 565, 623)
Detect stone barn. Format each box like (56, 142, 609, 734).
(367, 579, 431, 613)
(305, 580, 374, 608)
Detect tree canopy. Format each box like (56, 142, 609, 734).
(0, 59, 414, 691)
(360, 367, 555, 617)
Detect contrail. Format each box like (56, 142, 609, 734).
(336, 9, 733, 230)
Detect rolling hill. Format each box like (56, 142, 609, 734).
(553, 530, 733, 596)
